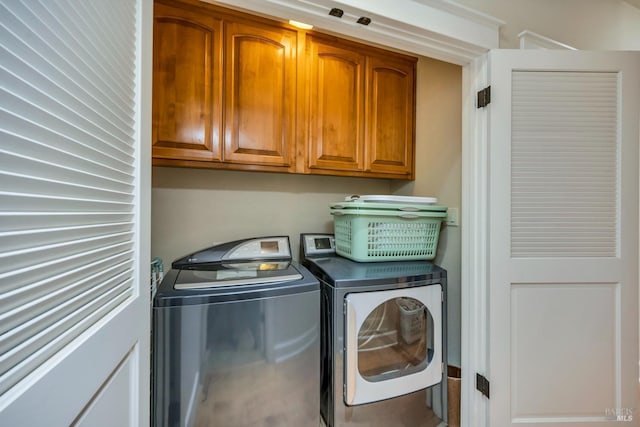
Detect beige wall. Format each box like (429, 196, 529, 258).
(455, 0, 640, 49)
(152, 169, 391, 263)
(151, 55, 464, 364)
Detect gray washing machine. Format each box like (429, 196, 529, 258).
(301, 234, 447, 427)
(153, 236, 320, 427)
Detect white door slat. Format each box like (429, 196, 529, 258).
(0, 236, 133, 278)
(0, 44, 133, 135)
(0, 283, 132, 396)
(0, 268, 132, 348)
(0, 193, 133, 213)
(0, 173, 134, 203)
(0, 69, 133, 151)
(0, 111, 133, 174)
(1, 2, 135, 122)
(0, 250, 133, 310)
(0, 130, 132, 182)
(30, 1, 133, 100)
(0, 152, 134, 194)
(0, 212, 133, 231)
(0, 56, 131, 150)
(0, 222, 133, 252)
(1, 93, 134, 164)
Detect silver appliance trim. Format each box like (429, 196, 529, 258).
(174, 273, 303, 290)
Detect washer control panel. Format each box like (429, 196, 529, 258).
(224, 236, 291, 260)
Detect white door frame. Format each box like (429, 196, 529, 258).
(460, 55, 491, 427)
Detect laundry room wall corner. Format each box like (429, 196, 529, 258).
(391, 56, 463, 367)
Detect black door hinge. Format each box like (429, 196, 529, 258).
(477, 86, 491, 108)
(476, 373, 490, 398)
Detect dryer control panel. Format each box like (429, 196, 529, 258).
(301, 233, 336, 258)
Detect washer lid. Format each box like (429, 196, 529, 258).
(174, 261, 303, 290)
(154, 262, 319, 307)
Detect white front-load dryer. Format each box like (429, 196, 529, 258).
(301, 233, 448, 427)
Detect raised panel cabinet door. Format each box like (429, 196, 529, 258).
(224, 20, 297, 168)
(365, 55, 416, 177)
(152, 2, 222, 161)
(307, 36, 365, 172)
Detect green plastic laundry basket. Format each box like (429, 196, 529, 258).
(330, 207, 447, 262)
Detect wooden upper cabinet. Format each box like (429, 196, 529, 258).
(151, 1, 416, 178)
(152, 2, 222, 161)
(223, 21, 297, 169)
(365, 55, 416, 177)
(305, 34, 416, 178)
(307, 35, 365, 172)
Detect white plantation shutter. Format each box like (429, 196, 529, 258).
(0, 0, 138, 398)
(511, 71, 619, 258)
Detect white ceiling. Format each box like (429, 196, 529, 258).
(624, 0, 640, 8)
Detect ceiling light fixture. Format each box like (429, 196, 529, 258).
(289, 20, 313, 30)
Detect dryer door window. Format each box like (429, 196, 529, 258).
(344, 285, 442, 406)
(357, 297, 434, 382)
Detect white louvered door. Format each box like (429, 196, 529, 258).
(0, 1, 151, 426)
(487, 51, 639, 426)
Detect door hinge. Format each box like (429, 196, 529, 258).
(477, 86, 491, 108)
(476, 373, 490, 398)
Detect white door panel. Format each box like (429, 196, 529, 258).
(75, 350, 136, 427)
(0, 0, 152, 425)
(510, 283, 618, 420)
(487, 50, 639, 427)
(0, 297, 148, 426)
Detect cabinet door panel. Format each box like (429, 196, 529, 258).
(307, 37, 364, 171)
(224, 21, 296, 168)
(366, 56, 415, 177)
(152, 4, 222, 161)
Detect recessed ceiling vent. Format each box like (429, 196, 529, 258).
(329, 8, 344, 18)
(356, 16, 371, 25)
